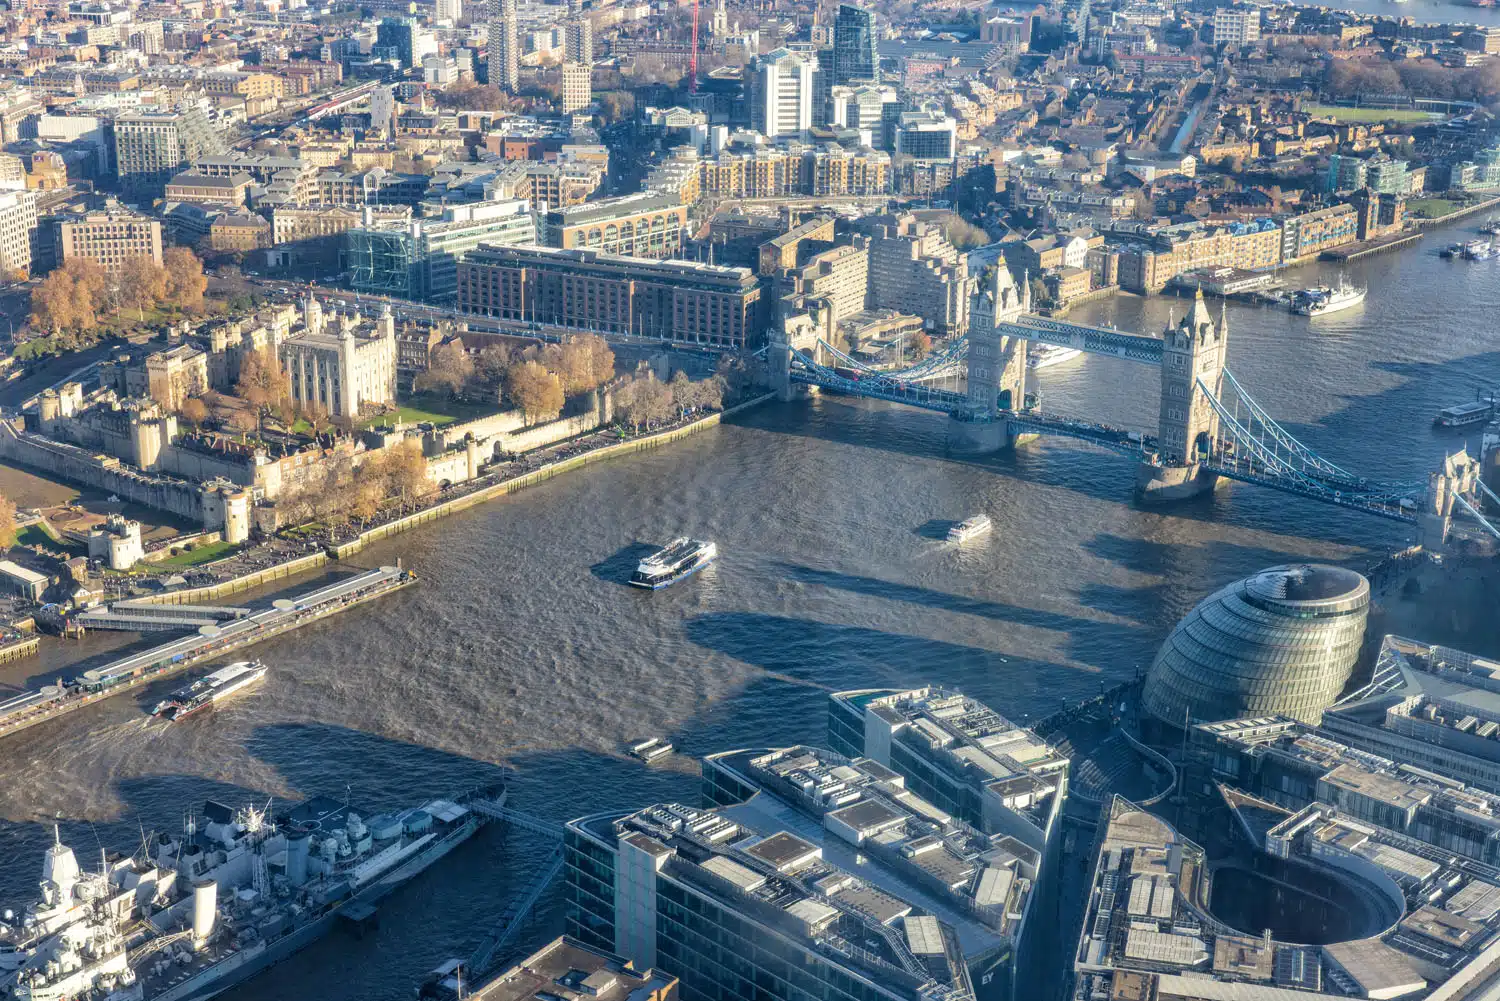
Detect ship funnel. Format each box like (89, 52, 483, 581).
(191, 879, 217, 947)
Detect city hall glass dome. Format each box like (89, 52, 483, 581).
(1142, 564, 1370, 727)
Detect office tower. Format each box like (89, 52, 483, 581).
(435, 0, 461, 20)
(489, 0, 519, 93)
(561, 62, 591, 113)
(832, 3, 878, 85)
(566, 0, 593, 65)
(749, 48, 814, 139)
(377, 17, 418, 68)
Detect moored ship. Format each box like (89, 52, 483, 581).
(1462, 239, 1493, 260)
(1290, 278, 1366, 316)
(1435, 399, 1496, 429)
(151, 662, 267, 722)
(947, 514, 993, 543)
(0, 785, 504, 1001)
(629, 539, 717, 589)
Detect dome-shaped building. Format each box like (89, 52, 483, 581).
(1142, 564, 1370, 727)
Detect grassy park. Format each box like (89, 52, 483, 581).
(1305, 105, 1442, 124)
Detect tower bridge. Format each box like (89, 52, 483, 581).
(769, 265, 1499, 547)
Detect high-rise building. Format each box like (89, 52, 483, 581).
(749, 48, 815, 139)
(561, 62, 591, 113)
(1062, 0, 1091, 42)
(565, 0, 593, 65)
(832, 3, 879, 85)
(489, 0, 519, 93)
(710, 0, 728, 37)
(893, 110, 957, 160)
(113, 106, 223, 198)
(368, 85, 397, 135)
(0, 189, 37, 279)
(435, 0, 462, 21)
(1212, 5, 1261, 47)
(377, 17, 419, 68)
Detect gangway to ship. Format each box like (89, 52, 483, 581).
(419, 801, 568, 997)
(466, 799, 566, 839)
(465, 845, 565, 977)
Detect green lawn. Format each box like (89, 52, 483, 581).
(1305, 104, 1441, 124)
(152, 540, 239, 567)
(1408, 197, 1465, 219)
(357, 395, 497, 430)
(13, 524, 54, 548)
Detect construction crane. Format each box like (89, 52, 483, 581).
(688, 0, 700, 92)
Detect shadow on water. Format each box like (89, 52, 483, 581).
(1081, 533, 1323, 578)
(913, 519, 957, 540)
(589, 542, 659, 585)
(771, 563, 1151, 667)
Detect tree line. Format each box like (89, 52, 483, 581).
(416, 333, 617, 425)
(613, 370, 726, 432)
(30, 249, 208, 336)
(275, 440, 435, 529)
(1324, 58, 1500, 107)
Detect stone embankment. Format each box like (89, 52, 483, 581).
(131, 395, 775, 601)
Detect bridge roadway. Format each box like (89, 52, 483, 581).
(789, 358, 1428, 524)
(789, 363, 1155, 455)
(996, 315, 1164, 366)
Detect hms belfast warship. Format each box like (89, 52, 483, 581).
(0, 783, 505, 1001)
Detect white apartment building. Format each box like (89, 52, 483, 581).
(0, 189, 37, 278)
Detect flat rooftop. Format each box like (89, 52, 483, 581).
(471, 936, 674, 1001)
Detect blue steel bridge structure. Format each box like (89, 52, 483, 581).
(773, 279, 1500, 539)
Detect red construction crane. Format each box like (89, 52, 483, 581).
(688, 0, 700, 92)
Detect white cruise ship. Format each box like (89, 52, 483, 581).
(947, 515, 993, 543)
(151, 662, 267, 722)
(630, 539, 717, 589)
(1029, 345, 1083, 369)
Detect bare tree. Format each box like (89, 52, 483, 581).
(506, 360, 565, 425)
(416, 340, 475, 395)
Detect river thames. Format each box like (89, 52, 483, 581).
(0, 226, 1497, 998)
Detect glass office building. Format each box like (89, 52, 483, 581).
(1142, 564, 1370, 728)
(832, 4, 879, 85)
(564, 801, 979, 1001)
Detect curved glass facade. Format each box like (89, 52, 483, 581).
(1142, 565, 1369, 727)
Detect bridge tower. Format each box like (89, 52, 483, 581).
(948, 264, 1030, 454)
(1138, 290, 1226, 500)
(768, 311, 821, 402)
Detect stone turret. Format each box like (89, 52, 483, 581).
(302, 294, 324, 337)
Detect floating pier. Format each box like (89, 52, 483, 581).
(0, 565, 416, 740)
